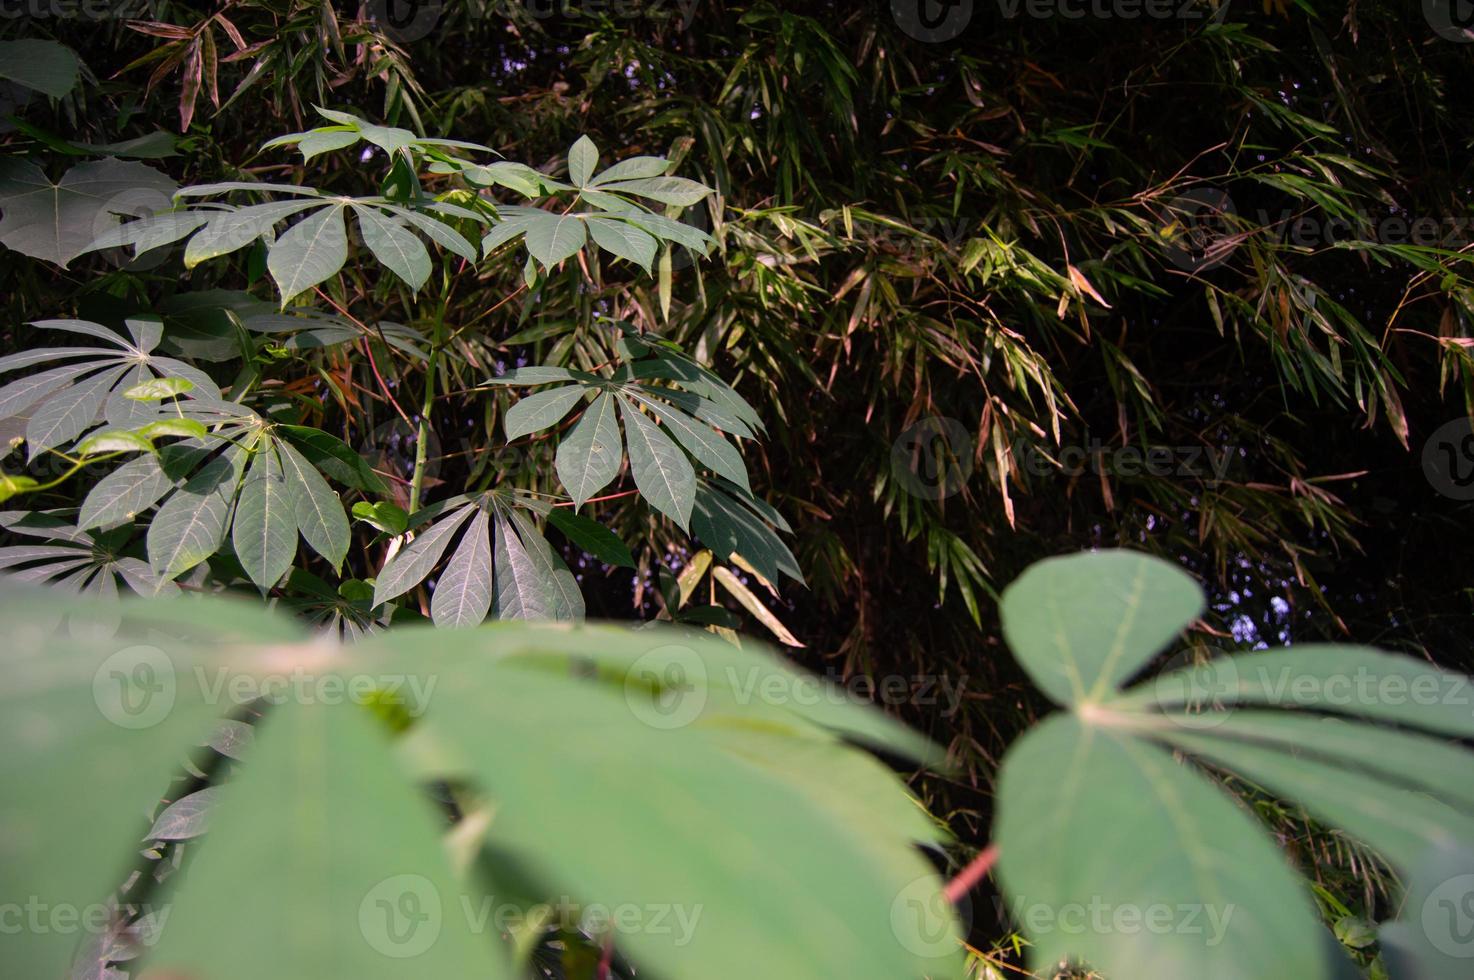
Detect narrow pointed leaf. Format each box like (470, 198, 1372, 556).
(508, 509, 584, 621)
(372, 504, 476, 607)
(555, 392, 622, 508)
(147, 444, 246, 578)
(232, 443, 299, 590)
(430, 507, 493, 628)
(504, 385, 586, 441)
(492, 512, 551, 620)
(352, 205, 431, 291)
(620, 396, 695, 530)
(276, 439, 350, 569)
(545, 508, 634, 568)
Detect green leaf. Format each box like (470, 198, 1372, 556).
(1156, 726, 1474, 875)
(0, 39, 80, 98)
(1122, 644, 1474, 739)
(267, 204, 349, 304)
(353, 500, 409, 536)
(545, 508, 635, 567)
(712, 565, 803, 647)
(79, 453, 174, 529)
(391, 206, 479, 262)
(276, 439, 351, 570)
(597, 176, 713, 206)
(146, 700, 510, 980)
(146, 787, 218, 841)
(430, 507, 493, 628)
(137, 418, 210, 441)
(1378, 842, 1474, 980)
(555, 391, 623, 509)
(0, 593, 306, 978)
(620, 211, 716, 254)
(999, 550, 1204, 706)
(585, 215, 658, 271)
(124, 376, 195, 400)
(415, 662, 957, 980)
(183, 201, 322, 267)
(372, 503, 476, 606)
(0, 157, 176, 268)
(503, 385, 587, 441)
(26, 365, 127, 459)
(491, 511, 552, 619)
(691, 482, 803, 585)
(994, 713, 1330, 979)
(297, 129, 359, 160)
(482, 366, 577, 386)
(634, 392, 751, 492)
(74, 429, 154, 456)
(278, 424, 389, 495)
(233, 443, 299, 590)
(147, 444, 247, 578)
(352, 205, 431, 291)
(0, 474, 39, 503)
(620, 396, 696, 530)
(568, 134, 600, 187)
(524, 211, 587, 268)
(508, 509, 584, 621)
(590, 155, 669, 184)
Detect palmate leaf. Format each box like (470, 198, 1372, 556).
(0, 158, 175, 267)
(0, 590, 951, 980)
(0, 38, 81, 98)
(991, 549, 1474, 980)
(86, 188, 477, 304)
(78, 415, 356, 587)
(0, 317, 221, 461)
(0, 522, 178, 614)
(373, 494, 584, 627)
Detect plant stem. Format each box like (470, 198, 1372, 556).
(408, 270, 452, 514)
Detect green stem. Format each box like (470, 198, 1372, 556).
(408, 345, 436, 515)
(408, 270, 452, 514)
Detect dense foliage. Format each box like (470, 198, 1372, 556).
(3, 2, 1474, 978)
